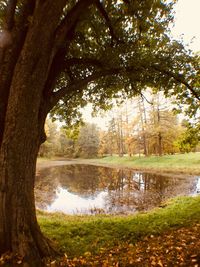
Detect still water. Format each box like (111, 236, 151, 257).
(35, 164, 199, 215)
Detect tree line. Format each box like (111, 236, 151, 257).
(41, 92, 200, 158)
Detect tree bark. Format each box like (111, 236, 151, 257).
(0, 2, 68, 265)
(0, 89, 53, 266)
(0, 48, 56, 265)
(138, 97, 148, 156)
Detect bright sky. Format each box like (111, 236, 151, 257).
(171, 0, 200, 52)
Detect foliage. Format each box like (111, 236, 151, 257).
(39, 120, 101, 158)
(39, 119, 60, 157)
(76, 123, 100, 158)
(18, 0, 198, 123)
(146, 93, 181, 155)
(176, 120, 200, 153)
(40, 98, 199, 159)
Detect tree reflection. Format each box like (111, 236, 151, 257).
(35, 165, 196, 214)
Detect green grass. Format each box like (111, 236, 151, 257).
(38, 195, 200, 258)
(37, 152, 200, 174)
(89, 152, 200, 175)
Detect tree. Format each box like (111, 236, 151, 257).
(39, 118, 59, 157)
(137, 95, 149, 156)
(58, 128, 74, 156)
(176, 120, 200, 153)
(76, 123, 100, 158)
(0, 0, 199, 266)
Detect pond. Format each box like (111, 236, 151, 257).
(35, 164, 200, 215)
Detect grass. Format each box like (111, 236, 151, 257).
(38, 195, 200, 258)
(37, 152, 200, 174)
(89, 152, 200, 175)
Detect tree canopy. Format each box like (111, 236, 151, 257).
(1, 0, 199, 127)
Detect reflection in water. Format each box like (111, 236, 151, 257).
(196, 177, 200, 193)
(35, 164, 198, 215)
(46, 187, 107, 214)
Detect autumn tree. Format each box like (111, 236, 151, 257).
(98, 130, 110, 156)
(148, 92, 180, 155)
(176, 120, 200, 153)
(76, 123, 100, 157)
(0, 0, 199, 266)
(106, 116, 124, 156)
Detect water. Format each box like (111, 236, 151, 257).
(35, 164, 199, 215)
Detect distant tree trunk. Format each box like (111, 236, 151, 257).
(117, 114, 124, 157)
(157, 94, 162, 156)
(138, 98, 148, 156)
(158, 132, 162, 156)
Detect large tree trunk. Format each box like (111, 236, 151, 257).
(0, 111, 51, 266)
(0, 2, 69, 265)
(0, 135, 52, 267)
(0, 70, 53, 266)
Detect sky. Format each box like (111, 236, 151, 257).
(83, 0, 200, 128)
(171, 0, 200, 52)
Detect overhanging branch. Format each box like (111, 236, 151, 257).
(53, 0, 95, 52)
(44, 62, 199, 115)
(5, 0, 18, 30)
(95, 0, 116, 44)
(152, 65, 200, 101)
(49, 67, 122, 109)
(65, 57, 104, 68)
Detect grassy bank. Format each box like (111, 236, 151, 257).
(38, 195, 200, 258)
(88, 152, 200, 175)
(37, 152, 200, 174)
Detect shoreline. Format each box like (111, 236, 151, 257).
(36, 157, 199, 178)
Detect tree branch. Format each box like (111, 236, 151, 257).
(152, 65, 200, 101)
(122, 0, 130, 4)
(95, 0, 116, 44)
(0, 0, 17, 61)
(0, 0, 36, 143)
(43, 20, 78, 100)
(44, 61, 199, 116)
(65, 57, 104, 68)
(4, 0, 18, 30)
(53, 0, 95, 52)
(43, 0, 95, 99)
(49, 68, 121, 109)
(43, 55, 104, 100)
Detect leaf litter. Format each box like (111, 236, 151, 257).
(46, 223, 200, 266)
(1, 223, 200, 266)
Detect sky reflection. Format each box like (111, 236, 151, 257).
(47, 187, 108, 214)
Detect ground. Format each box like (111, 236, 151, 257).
(46, 223, 200, 266)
